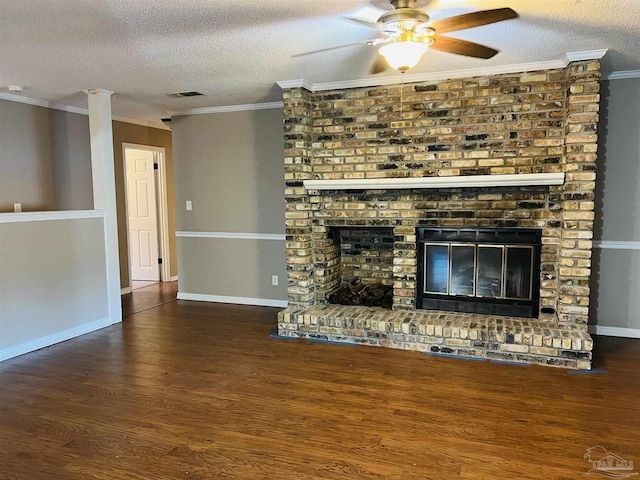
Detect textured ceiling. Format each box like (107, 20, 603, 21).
(1, 0, 639, 127)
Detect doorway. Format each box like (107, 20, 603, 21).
(123, 144, 171, 285)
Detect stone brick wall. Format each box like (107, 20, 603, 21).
(283, 60, 600, 326)
(312, 226, 394, 303)
(284, 88, 314, 306)
(338, 228, 394, 280)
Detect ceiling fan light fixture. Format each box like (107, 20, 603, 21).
(379, 40, 429, 72)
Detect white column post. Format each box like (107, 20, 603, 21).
(84, 88, 122, 323)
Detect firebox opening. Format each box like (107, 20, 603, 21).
(417, 228, 542, 318)
(324, 227, 394, 308)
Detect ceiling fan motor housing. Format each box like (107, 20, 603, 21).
(378, 8, 431, 36)
(390, 0, 418, 8)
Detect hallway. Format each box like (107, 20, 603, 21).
(122, 281, 178, 317)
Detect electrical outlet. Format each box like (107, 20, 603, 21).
(271, 275, 279, 286)
(13, 203, 22, 213)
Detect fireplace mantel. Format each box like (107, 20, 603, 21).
(303, 173, 565, 191)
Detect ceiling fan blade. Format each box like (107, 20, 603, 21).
(346, 17, 380, 29)
(430, 8, 518, 34)
(370, 55, 389, 74)
(291, 41, 371, 58)
(345, 4, 387, 27)
(430, 35, 499, 59)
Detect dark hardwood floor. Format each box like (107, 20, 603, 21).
(122, 281, 178, 318)
(1, 285, 639, 479)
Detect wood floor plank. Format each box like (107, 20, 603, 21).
(1, 283, 639, 479)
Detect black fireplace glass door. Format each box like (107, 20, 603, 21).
(450, 245, 475, 296)
(477, 246, 503, 298)
(424, 244, 449, 294)
(505, 246, 533, 300)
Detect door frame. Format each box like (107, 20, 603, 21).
(122, 143, 171, 284)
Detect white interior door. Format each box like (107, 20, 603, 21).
(125, 148, 160, 281)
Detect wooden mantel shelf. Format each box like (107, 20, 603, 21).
(303, 173, 565, 191)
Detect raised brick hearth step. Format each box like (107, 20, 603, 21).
(277, 305, 593, 370)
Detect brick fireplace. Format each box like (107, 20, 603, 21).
(277, 60, 600, 369)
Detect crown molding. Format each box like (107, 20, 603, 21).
(168, 101, 284, 117)
(0, 92, 44, 106)
(51, 103, 89, 115)
(0, 92, 89, 115)
(112, 116, 170, 130)
(604, 70, 640, 80)
(277, 50, 609, 93)
(563, 49, 608, 62)
(276, 79, 315, 91)
(0, 92, 169, 130)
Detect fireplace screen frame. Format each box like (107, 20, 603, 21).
(417, 228, 542, 318)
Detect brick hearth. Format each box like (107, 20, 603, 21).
(279, 60, 600, 369)
(278, 305, 593, 369)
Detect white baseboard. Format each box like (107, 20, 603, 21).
(177, 292, 288, 308)
(0, 316, 120, 362)
(589, 325, 640, 339)
(169, 275, 178, 282)
(121, 287, 132, 295)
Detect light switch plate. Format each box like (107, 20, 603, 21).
(186, 200, 192, 211)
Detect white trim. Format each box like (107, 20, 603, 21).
(604, 70, 640, 80)
(170, 275, 179, 282)
(121, 287, 132, 295)
(177, 292, 288, 308)
(563, 50, 608, 62)
(593, 240, 640, 250)
(278, 50, 608, 93)
(168, 101, 284, 117)
(51, 104, 88, 115)
(0, 92, 80, 112)
(0, 92, 48, 107)
(83, 88, 114, 96)
(122, 143, 171, 283)
(154, 147, 171, 282)
(175, 231, 286, 241)
(0, 316, 117, 362)
(86, 89, 122, 325)
(275, 79, 315, 91)
(589, 325, 640, 339)
(303, 173, 564, 191)
(113, 116, 170, 130)
(0, 210, 105, 224)
(0, 93, 168, 130)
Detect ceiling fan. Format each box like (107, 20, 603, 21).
(296, 0, 518, 73)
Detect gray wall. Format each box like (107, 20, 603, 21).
(0, 216, 110, 359)
(1, 100, 64, 211)
(172, 108, 286, 302)
(0, 100, 95, 212)
(0, 99, 178, 285)
(50, 109, 94, 210)
(592, 77, 640, 331)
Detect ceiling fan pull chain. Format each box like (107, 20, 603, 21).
(400, 74, 405, 119)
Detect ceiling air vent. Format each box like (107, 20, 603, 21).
(166, 91, 205, 98)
